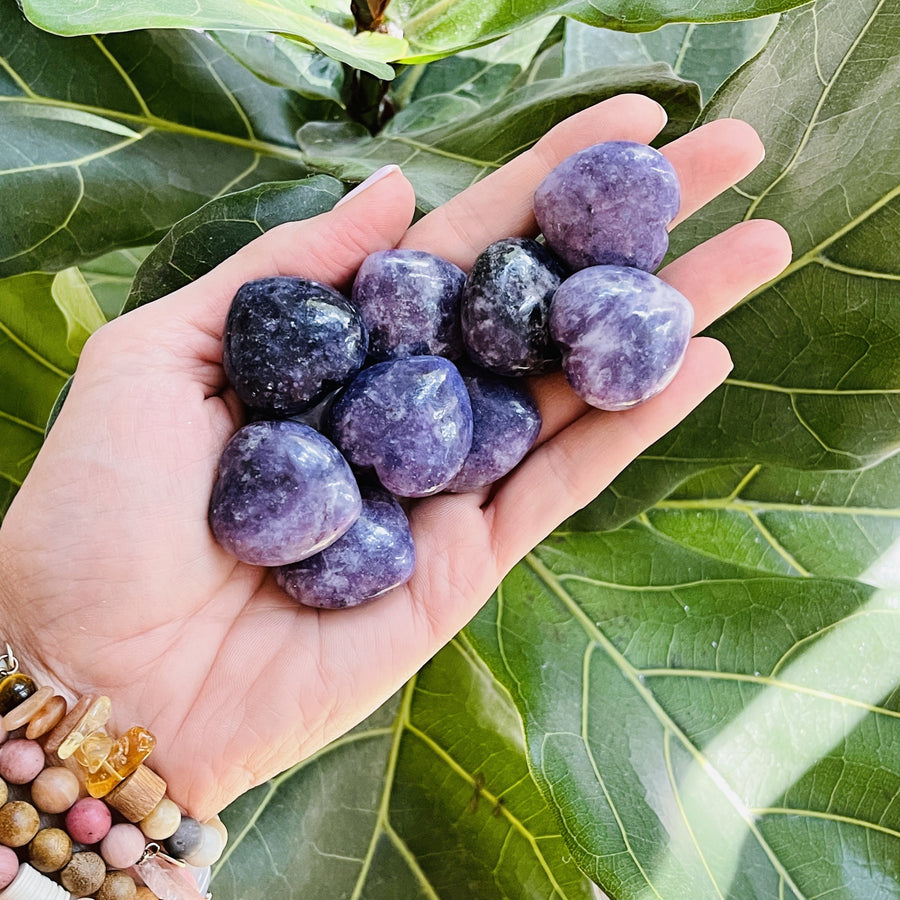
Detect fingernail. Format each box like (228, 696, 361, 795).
(655, 100, 668, 130)
(335, 165, 401, 208)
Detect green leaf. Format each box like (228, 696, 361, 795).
(562, 16, 780, 103)
(646, 454, 900, 585)
(80, 247, 152, 320)
(391, 0, 809, 62)
(298, 65, 699, 212)
(20, 0, 407, 81)
(49, 268, 107, 356)
(586, 0, 900, 530)
(213, 639, 595, 899)
(0, 9, 309, 277)
(125, 175, 345, 311)
(0, 272, 79, 516)
(466, 529, 900, 898)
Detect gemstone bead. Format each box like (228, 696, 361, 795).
(65, 796, 112, 844)
(0, 723, 6, 747)
(132, 858, 207, 899)
(183, 823, 225, 867)
(139, 798, 181, 841)
(30, 766, 81, 814)
(25, 695, 67, 741)
(0, 739, 46, 784)
(0, 686, 53, 732)
(86, 726, 156, 798)
(42, 696, 90, 759)
(164, 816, 203, 858)
(28, 827, 73, 873)
(56, 696, 111, 761)
(97, 870, 138, 900)
(60, 850, 107, 897)
(0, 845, 17, 889)
(0, 675, 36, 716)
(101, 823, 146, 869)
(73, 730, 116, 774)
(0, 800, 40, 847)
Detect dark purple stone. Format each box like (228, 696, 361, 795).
(534, 141, 680, 272)
(209, 420, 361, 566)
(352, 249, 466, 360)
(445, 370, 542, 493)
(223, 276, 368, 416)
(460, 238, 567, 376)
(550, 266, 694, 411)
(275, 488, 416, 609)
(327, 356, 473, 497)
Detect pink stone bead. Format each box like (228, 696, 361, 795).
(101, 822, 146, 869)
(65, 797, 112, 845)
(0, 724, 7, 747)
(0, 739, 45, 784)
(0, 845, 17, 889)
(31, 766, 81, 814)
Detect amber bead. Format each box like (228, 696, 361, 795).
(0, 799, 40, 847)
(60, 850, 107, 897)
(29, 826, 73, 873)
(57, 696, 111, 760)
(1, 685, 53, 732)
(96, 870, 138, 900)
(86, 726, 156, 798)
(0, 674, 36, 716)
(25, 694, 67, 740)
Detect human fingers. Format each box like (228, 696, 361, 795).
(399, 94, 669, 267)
(486, 336, 733, 573)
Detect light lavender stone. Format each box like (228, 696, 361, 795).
(534, 141, 680, 272)
(550, 266, 694, 410)
(275, 488, 416, 609)
(352, 249, 466, 360)
(445, 370, 542, 493)
(209, 420, 361, 566)
(461, 238, 567, 376)
(223, 276, 367, 416)
(327, 356, 473, 498)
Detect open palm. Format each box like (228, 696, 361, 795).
(0, 95, 790, 822)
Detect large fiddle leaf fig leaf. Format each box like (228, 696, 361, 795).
(588, 0, 900, 530)
(0, 4, 309, 277)
(562, 16, 780, 103)
(125, 175, 345, 310)
(19, 0, 406, 80)
(389, 0, 810, 63)
(297, 65, 699, 212)
(213, 638, 595, 899)
(465, 528, 900, 898)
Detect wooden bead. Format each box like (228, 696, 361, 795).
(30, 766, 81, 814)
(28, 827, 73, 873)
(0, 800, 40, 847)
(0, 675, 36, 717)
(25, 695, 67, 741)
(1, 686, 53, 732)
(134, 888, 159, 900)
(0, 778, 6, 808)
(59, 850, 106, 897)
(42, 696, 90, 760)
(105, 765, 167, 823)
(96, 870, 137, 900)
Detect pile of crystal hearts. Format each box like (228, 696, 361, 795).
(209, 140, 692, 609)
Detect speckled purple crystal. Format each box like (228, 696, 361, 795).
(275, 488, 416, 609)
(223, 276, 367, 416)
(534, 141, 680, 272)
(445, 370, 542, 493)
(461, 238, 567, 376)
(327, 356, 473, 497)
(550, 266, 694, 411)
(352, 249, 466, 360)
(208, 420, 361, 566)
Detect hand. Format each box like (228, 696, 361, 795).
(0, 95, 791, 821)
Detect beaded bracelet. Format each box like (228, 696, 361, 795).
(0, 644, 225, 899)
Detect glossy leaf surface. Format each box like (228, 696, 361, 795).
(213, 639, 595, 899)
(0, 6, 307, 277)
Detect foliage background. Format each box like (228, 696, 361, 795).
(1, 0, 898, 897)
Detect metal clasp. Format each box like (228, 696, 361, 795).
(0, 643, 18, 677)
